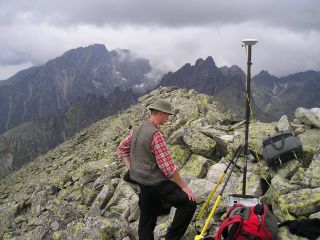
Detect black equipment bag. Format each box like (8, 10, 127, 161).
(262, 131, 302, 168)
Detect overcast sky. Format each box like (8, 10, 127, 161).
(1, 0, 320, 80)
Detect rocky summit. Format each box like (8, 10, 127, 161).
(0, 87, 320, 240)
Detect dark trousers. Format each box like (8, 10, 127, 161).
(138, 180, 197, 240)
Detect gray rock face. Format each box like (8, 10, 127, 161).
(0, 87, 319, 240)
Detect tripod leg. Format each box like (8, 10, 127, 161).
(194, 144, 244, 240)
(196, 144, 244, 221)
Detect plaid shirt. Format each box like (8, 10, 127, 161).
(117, 120, 178, 177)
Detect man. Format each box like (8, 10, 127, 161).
(118, 98, 197, 240)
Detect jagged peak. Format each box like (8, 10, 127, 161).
(255, 70, 274, 78)
(219, 65, 244, 78)
(180, 62, 192, 70)
(195, 56, 216, 68)
(62, 44, 108, 57)
(46, 44, 111, 66)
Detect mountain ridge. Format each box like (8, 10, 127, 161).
(1, 44, 319, 180)
(0, 87, 319, 239)
(0, 44, 151, 134)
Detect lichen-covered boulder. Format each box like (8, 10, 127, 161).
(303, 151, 320, 188)
(276, 159, 302, 180)
(295, 107, 320, 128)
(182, 128, 217, 158)
(279, 187, 320, 216)
(62, 217, 130, 240)
(311, 108, 320, 120)
(88, 184, 115, 217)
(169, 145, 191, 169)
(206, 162, 227, 183)
(298, 128, 320, 166)
(180, 154, 213, 178)
(188, 178, 216, 203)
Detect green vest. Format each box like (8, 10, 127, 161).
(130, 121, 168, 186)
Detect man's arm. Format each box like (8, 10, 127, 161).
(171, 170, 196, 201)
(117, 134, 132, 169)
(152, 131, 196, 201)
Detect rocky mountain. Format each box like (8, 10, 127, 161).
(0, 87, 319, 239)
(0, 44, 151, 134)
(252, 70, 320, 119)
(159, 57, 272, 122)
(0, 88, 138, 179)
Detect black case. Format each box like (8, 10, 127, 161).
(262, 131, 302, 167)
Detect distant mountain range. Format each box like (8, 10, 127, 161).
(159, 57, 270, 121)
(0, 44, 150, 134)
(1, 43, 319, 179)
(252, 70, 320, 119)
(0, 44, 146, 178)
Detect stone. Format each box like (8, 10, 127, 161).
(180, 154, 213, 178)
(182, 128, 217, 158)
(169, 145, 191, 168)
(206, 162, 227, 183)
(277, 159, 302, 180)
(188, 178, 216, 203)
(294, 127, 305, 135)
(279, 187, 320, 216)
(88, 184, 115, 217)
(51, 221, 60, 231)
(294, 107, 320, 128)
(310, 211, 320, 219)
(276, 115, 292, 132)
(310, 108, 320, 120)
(298, 128, 320, 166)
(303, 151, 320, 188)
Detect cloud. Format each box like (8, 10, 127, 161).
(2, 0, 319, 31)
(0, 0, 320, 79)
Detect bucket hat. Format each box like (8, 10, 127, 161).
(148, 99, 174, 115)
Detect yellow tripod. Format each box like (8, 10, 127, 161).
(194, 144, 244, 240)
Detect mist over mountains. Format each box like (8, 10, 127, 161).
(0, 43, 319, 179)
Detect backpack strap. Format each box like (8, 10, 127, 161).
(214, 217, 242, 240)
(214, 204, 246, 240)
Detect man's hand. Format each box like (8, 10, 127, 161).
(171, 170, 196, 202)
(182, 186, 196, 201)
(122, 156, 131, 170)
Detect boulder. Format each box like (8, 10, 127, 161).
(276, 115, 292, 132)
(277, 159, 302, 180)
(180, 154, 213, 178)
(88, 184, 115, 217)
(182, 128, 217, 158)
(294, 107, 320, 128)
(303, 151, 320, 188)
(206, 162, 227, 183)
(298, 128, 320, 167)
(169, 145, 191, 169)
(188, 178, 216, 203)
(279, 187, 320, 216)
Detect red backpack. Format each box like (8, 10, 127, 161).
(214, 204, 278, 240)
